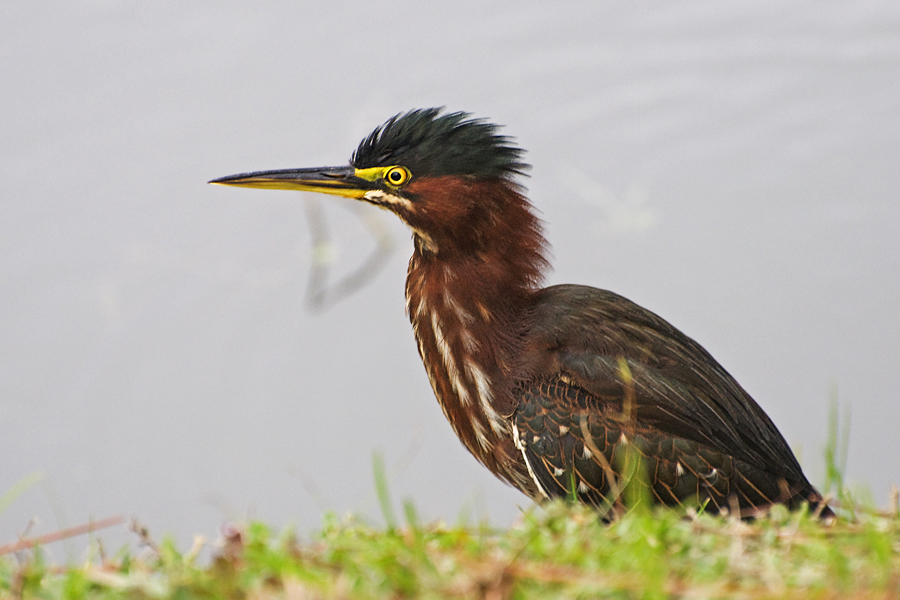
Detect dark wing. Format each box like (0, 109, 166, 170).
(513, 284, 827, 514)
(513, 377, 819, 516)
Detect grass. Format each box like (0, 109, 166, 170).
(3, 407, 899, 599)
(2, 502, 899, 599)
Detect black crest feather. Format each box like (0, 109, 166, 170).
(351, 108, 529, 179)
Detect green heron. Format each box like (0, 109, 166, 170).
(211, 108, 831, 518)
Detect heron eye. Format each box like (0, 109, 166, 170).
(384, 166, 411, 187)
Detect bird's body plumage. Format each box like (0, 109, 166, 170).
(518, 284, 819, 514)
(212, 108, 831, 518)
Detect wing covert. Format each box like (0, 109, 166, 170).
(521, 284, 812, 490)
(512, 377, 824, 516)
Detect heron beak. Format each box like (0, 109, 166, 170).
(209, 166, 373, 199)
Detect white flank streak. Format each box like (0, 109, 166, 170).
(444, 290, 475, 325)
(456, 305, 476, 325)
(443, 289, 457, 310)
(443, 264, 456, 282)
(472, 418, 492, 452)
(459, 329, 479, 354)
(413, 322, 427, 358)
(415, 325, 451, 422)
(466, 362, 505, 435)
(422, 361, 451, 422)
(431, 312, 471, 406)
(513, 425, 550, 499)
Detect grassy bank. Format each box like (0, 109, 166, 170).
(4, 409, 898, 598)
(2, 499, 899, 599)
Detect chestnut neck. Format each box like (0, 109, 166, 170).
(403, 179, 547, 467)
(406, 177, 548, 360)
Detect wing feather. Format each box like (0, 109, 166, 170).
(514, 285, 829, 514)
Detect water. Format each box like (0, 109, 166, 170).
(1, 0, 898, 553)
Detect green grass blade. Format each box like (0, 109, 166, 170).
(372, 451, 397, 530)
(0, 471, 45, 515)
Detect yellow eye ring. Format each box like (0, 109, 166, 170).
(383, 166, 411, 188)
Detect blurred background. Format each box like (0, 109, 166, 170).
(2, 1, 898, 555)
